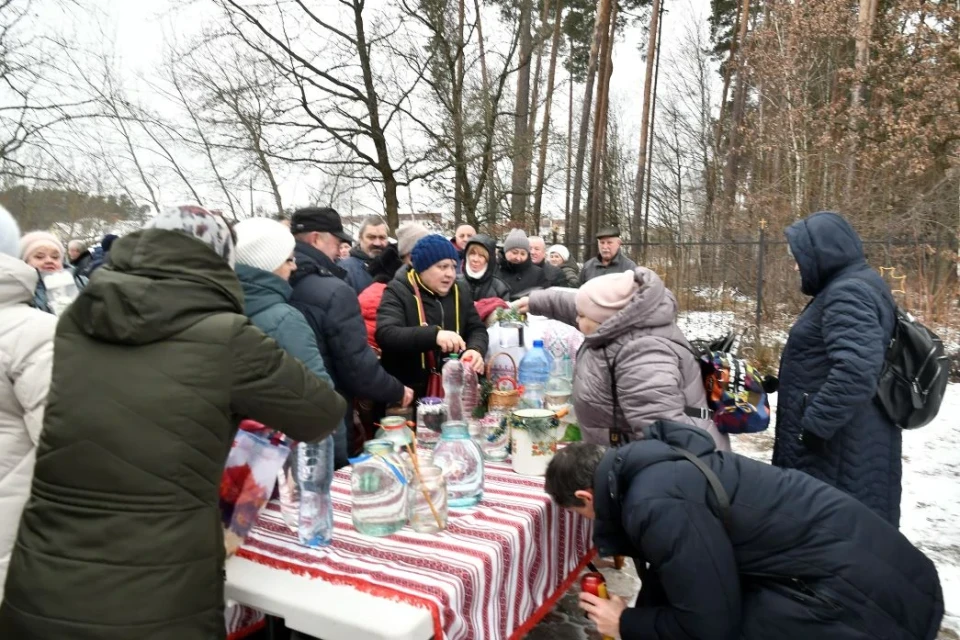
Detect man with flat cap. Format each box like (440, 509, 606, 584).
(580, 227, 637, 284)
(289, 207, 413, 468)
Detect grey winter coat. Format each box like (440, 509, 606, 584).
(529, 268, 730, 451)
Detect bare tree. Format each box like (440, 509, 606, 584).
(215, 0, 437, 230)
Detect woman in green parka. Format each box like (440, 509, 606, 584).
(0, 206, 347, 640)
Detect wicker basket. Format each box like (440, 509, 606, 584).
(487, 352, 520, 412)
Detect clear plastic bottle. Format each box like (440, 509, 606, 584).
(520, 384, 545, 409)
(442, 354, 465, 421)
(461, 363, 480, 420)
(351, 439, 409, 536)
(519, 340, 553, 388)
(278, 435, 335, 547)
(432, 421, 484, 507)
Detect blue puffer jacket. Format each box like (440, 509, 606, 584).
(593, 422, 941, 640)
(772, 212, 901, 525)
(289, 242, 405, 467)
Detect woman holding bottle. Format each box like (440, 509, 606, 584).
(376, 235, 488, 401)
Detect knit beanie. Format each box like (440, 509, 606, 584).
(143, 205, 235, 267)
(234, 217, 296, 273)
(411, 234, 460, 273)
(19, 230, 65, 261)
(575, 270, 639, 324)
(0, 205, 20, 258)
(547, 245, 570, 262)
(503, 228, 530, 254)
(397, 222, 430, 257)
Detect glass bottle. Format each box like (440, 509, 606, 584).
(544, 358, 573, 411)
(519, 383, 545, 409)
(351, 439, 409, 536)
(432, 421, 484, 508)
(375, 416, 415, 453)
(408, 465, 448, 533)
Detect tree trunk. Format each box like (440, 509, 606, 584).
(586, 0, 617, 246)
(533, 0, 565, 230)
(570, 0, 611, 259)
(642, 1, 664, 247)
(564, 41, 574, 242)
(630, 0, 662, 247)
(510, 0, 534, 223)
(453, 0, 467, 225)
(719, 0, 751, 229)
(845, 0, 878, 199)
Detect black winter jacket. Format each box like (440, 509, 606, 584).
(558, 258, 580, 288)
(463, 235, 512, 302)
(376, 271, 488, 399)
(498, 255, 549, 299)
(772, 212, 900, 525)
(289, 241, 405, 408)
(594, 422, 942, 640)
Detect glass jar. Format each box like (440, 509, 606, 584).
(432, 421, 484, 508)
(416, 397, 447, 450)
(544, 375, 573, 411)
(351, 439, 409, 536)
(408, 465, 448, 533)
(376, 417, 415, 453)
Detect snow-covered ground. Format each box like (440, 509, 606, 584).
(734, 387, 960, 637)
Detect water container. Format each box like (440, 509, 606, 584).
(278, 436, 335, 547)
(432, 422, 484, 507)
(351, 440, 409, 536)
(41, 270, 80, 315)
(442, 354, 465, 421)
(519, 340, 553, 388)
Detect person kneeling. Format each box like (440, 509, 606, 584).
(546, 422, 943, 640)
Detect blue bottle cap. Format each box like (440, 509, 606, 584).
(533, 340, 544, 348)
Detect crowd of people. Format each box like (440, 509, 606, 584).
(0, 203, 943, 639)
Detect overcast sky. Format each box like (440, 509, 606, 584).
(43, 0, 718, 222)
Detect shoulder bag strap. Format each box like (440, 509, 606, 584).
(603, 345, 629, 448)
(669, 446, 732, 531)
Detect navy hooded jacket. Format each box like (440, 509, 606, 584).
(772, 212, 900, 525)
(593, 422, 942, 640)
(289, 241, 405, 466)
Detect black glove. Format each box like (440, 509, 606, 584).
(800, 429, 827, 454)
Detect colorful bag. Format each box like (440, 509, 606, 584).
(220, 424, 291, 556)
(695, 351, 772, 434)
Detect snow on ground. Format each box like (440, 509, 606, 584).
(735, 387, 960, 636)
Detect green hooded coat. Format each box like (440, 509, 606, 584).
(0, 229, 346, 640)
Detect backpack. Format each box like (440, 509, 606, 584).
(684, 333, 775, 435)
(849, 274, 950, 430)
(875, 307, 949, 429)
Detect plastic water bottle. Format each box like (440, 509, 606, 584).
(519, 340, 553, 388)
(278, 435, 335, 546)
(442, 354, 465, 421)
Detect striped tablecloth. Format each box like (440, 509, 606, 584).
(233, 462, 595, 640)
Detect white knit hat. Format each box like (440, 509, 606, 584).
(547, 244, 570, 262)
(19, 230, 65, 261)
(0, 205, 20, 258)
(234, 217, 296, 273)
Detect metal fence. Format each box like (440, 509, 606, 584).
(572, 230, 958, 358)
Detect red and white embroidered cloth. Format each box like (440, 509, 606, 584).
(233, 462, 595, 640)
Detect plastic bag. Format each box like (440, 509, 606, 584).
(220, 427, 291, 556)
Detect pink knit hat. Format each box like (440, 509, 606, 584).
(575, 270, 639, 324)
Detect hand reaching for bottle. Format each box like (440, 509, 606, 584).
(436, 330, 466, 354)
(400, 386, 415, 407)
(460, 349, 485, 373)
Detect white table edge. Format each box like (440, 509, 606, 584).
(226, 555, 435, 640)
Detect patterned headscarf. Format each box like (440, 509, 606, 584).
(143, 205, 236, 267)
